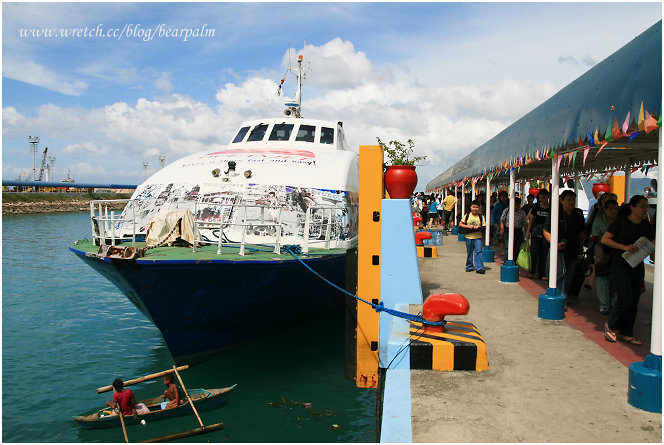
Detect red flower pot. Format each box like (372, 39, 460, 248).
(592, 182, 611, 199)
(384, 165, 418, 199)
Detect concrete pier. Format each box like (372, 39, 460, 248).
(406, 237, 660, 442)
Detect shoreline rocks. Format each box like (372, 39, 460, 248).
(2, 199, 126, 215)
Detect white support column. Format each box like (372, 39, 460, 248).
(548, 158, 561, 291)
(652, 136, 662, 357)
(461, 182, 466, 217)
(573, 172, 580, 208)
(508, 170, 516, 261)
(454, 184, 458, 225)
(624, 165, 632, 201)
(485, 176, 491, 245)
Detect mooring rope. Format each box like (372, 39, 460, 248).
(283, 245, 446, 327)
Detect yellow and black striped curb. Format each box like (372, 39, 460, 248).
(408, 320, 489, 371)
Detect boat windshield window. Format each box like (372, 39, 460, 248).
(295, 125, 316, 142)
(268, 124, 294, 141)
(320, 127, 334, 145)
(247, 124, 268, 142)
(232, 126, 250, 143)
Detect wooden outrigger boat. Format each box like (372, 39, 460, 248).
(74, 386, 235, 429)
(74, 365, 235, 442)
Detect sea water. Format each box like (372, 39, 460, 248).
(2, 211, 376, 442)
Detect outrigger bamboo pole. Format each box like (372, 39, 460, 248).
(172, 365, 205, 429)
(97, 365, 189, 394)
(139, 422, 225, 443)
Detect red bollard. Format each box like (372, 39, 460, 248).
(422, 293, 469, 332)
(415, 231, 432, 246)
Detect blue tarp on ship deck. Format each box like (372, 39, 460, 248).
(427, 20, 661, 189)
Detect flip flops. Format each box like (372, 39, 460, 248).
(618, 335, 643, 345)
(604, 322, 617, 343)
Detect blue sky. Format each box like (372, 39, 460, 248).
(2, 2, 661, 185)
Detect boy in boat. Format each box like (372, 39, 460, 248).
(106, 378, 139, 419)
(162, 374, 184, 409)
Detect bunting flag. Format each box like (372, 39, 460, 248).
(588, 131, 595, 147)
(658, 113, 662, 128)
(572, 151, 577, 170)
(594, 128, 600, 145)
(638, 101, 645, 131)
(611, 118, 622, 140)
(622, 111, 631, 135)
(535, 150, 540, 161)
(595, 140, 608, 156)
(644, 110, 658, 133)
(577, 137, 583, 146)
(604, 119, 614, 142)
(583, 147, 590, 166)
(556, 155, 563, 172)
(629, 131, 642, 142)
(645, 165, 650, 175)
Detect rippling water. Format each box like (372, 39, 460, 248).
(2, 211, 375, 442)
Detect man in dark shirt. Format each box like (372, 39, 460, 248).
(543, 190, 585, 300)
(525, 189, 551, 279)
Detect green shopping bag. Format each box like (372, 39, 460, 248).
(516, 239, 532, 271)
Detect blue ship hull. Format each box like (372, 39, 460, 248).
(70, 247, 347, 363)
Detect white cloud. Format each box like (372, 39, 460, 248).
(2, 57, 88, 95)
(155, 72, 173, 93)
(288, 38, 378, 90)
(62, 142, 107, 155)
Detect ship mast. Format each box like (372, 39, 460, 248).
(283, 53, 303, 118)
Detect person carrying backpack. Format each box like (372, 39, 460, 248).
(459, 199, 487, 274)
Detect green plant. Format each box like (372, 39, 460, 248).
(376, 137, 426, 166)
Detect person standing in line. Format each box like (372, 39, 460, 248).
(521, 194, 535, 218)
(491, 191, 509, 256)
(441, 192, 456, 230)
(428, 195, 438, 228)
(436, 194, 444, 224)
(592, 198, 619, 315)
(543, 190, 585, 302)
(459, 200, 486, 274)
(602, 195, 654, 345)
(500, 196, 526, 261)
(525, 189, 551, 280)
(420, 196, 429, 227)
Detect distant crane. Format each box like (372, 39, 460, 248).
(37, 147, 48, 181)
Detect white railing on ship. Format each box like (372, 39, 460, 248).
(89, 199, 135, 247)
(192, 202, 341, 256)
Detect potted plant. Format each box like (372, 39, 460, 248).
(377, 137, 427, 199)
(592, 181, 611, 199)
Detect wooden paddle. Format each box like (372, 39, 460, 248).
(116, 407, 129, 443)
(97, 365, 189, 394)
(172, 365, 205, 429)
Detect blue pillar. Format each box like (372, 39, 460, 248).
(500, 259, 519, 282)
(380, 199, 422, 360)
(538, 287, 565, 320)
(628, 354, 662, 413)
(482, 245, 495, 263)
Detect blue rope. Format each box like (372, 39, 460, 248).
(284, 246, 446, 327)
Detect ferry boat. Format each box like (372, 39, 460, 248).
(70, 55, 359, 363)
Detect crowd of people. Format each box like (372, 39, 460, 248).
(413, 186, 656, 346)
